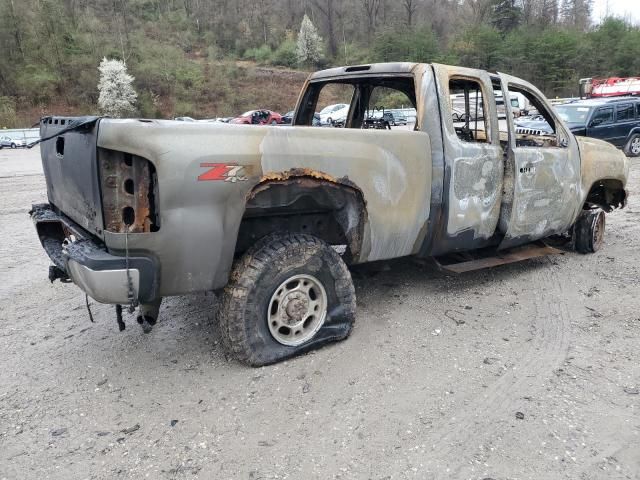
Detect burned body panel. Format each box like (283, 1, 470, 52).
(430, 64, 505, 254)
(497, 73, 582, 247)
(258, 127, 432, 262)
(577, 136, 629, 208)
(39, 117, 105, 237)
(95, 119, 431, 293)
(96, 121, 263, 295)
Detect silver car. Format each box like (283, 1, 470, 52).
(0, 136, 26, 148)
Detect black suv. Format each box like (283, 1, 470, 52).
(555, 97, 640, 156)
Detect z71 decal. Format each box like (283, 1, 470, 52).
(198, 163, 248, 182)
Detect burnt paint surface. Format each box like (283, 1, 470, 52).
(430, 64, 505, 255)
(39, 119, 104, 237)
(497, 73, 582, 247)
(577, 136, 629, 200)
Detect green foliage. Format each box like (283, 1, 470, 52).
(14, 65, 59, 104)
(451, 26, 503, 70)
(243, 45, 273, 64)
(375, 91, 412, 109)
(371, 27, 440, 63)
(491, 0, 522, 34)
(271, 39, 298, 68)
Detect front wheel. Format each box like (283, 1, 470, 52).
(11, 143, 16, 149)
(217, 233, 356, 366)
(574, 209, 605, 254)
(625, 134, 640, 157)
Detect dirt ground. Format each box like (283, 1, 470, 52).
(1, 147, 639, 480)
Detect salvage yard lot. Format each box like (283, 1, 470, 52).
(1, 147, 639, 479)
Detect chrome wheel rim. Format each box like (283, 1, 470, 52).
(631, 137, 640, 155)
(267, 274, 327, 346)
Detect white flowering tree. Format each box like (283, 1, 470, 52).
(296, 15, 323, 66)
(97, 58, 137, 117)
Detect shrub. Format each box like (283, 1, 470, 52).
(243, 45, 273, 64)
(271, 39, 298, 68)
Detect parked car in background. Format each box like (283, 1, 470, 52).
(281, 111, 295, 124)
(230, 110, 283, 125)
(282, 111, 321, 126)
(514, 114, 554, 135)
(174, 117, 196, 122)
(382, 111, 407, 126)
(318, 103, 349, 125)
(0, 136, 26, 148)
(555, 97, 640, 156)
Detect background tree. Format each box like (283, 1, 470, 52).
(296, 15, 324, 66)
(97, 58, 137, 117)
(491, 0, 523, 34)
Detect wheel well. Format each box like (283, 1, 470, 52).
(584, 179, 626, 212)
(236, 177, 367, 263)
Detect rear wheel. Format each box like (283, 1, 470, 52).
(574, 209, 605, 254)
(625, 134, 640, 157)
(11, 143, 16, 149)
(218, 233, 356, 366)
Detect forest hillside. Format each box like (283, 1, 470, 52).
(1, 0, 640, 127)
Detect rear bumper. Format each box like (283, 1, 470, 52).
(30, 203, 158, 304)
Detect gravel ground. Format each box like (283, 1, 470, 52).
(1, 147, 639, 480)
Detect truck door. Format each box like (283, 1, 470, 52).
(586, 106, 616, 144)
(431, 64, 504, 253)
(498, 74, 581, 248)
(612, 103, 635, 147)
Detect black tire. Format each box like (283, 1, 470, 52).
(11, 143, 16, 149)
(218, 233, 356, 366)
(574, 209, 605, 254)
(270, 120, 277, 125)
(624, 134, 640, 157)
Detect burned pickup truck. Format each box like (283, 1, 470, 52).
(31, 63, 628, 366)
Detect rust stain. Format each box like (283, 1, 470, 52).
(259, 168, 339, 184)
(249, 168, 363, 201)
(100, 151, 155, 233)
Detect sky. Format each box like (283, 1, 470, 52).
(592, 0, 640, 25)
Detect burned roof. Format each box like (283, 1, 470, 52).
(309, 62, 419, 81)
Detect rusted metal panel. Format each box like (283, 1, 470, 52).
(99, 149, 154, 233)
(434, 243, 563, 274)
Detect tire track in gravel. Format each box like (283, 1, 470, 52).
(423, 260, 572, 474)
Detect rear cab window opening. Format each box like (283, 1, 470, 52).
(448, 77, 491, 144)
(296, 75, 418, 131)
